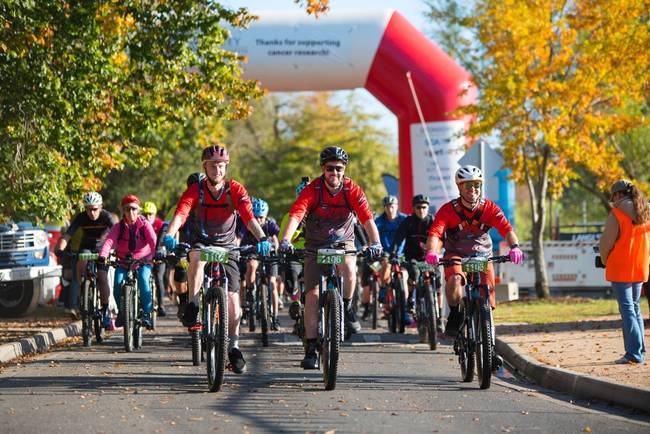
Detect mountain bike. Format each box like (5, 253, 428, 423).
(77, 252, 103, 347)
(385, 255, 407, 333)
(310, 243, 361, 390)
(440, 255, 510, 389)
(412, 260, 441, 350)
(241, 247, 280, 347)
(108, 255, 150, 353)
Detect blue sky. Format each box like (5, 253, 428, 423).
(222, 1, 436, 145)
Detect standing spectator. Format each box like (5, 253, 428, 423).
(599, 179, 650, 364)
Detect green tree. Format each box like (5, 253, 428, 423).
(227, 92, 397, 218)
(0, 1, 261, 222)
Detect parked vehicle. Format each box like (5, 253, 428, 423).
(0, 222, 61, 317)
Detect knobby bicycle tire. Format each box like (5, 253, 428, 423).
(387, 286, 397, 334)
(81, 278, 92, 347)
(191, 328, 202, 366)
(151, 275, 158, 330)
(322, 289, 341, 391)
(476, 298, 493, 389)
(424, 282, 438, 351)
(133, 284, 142, 350)
(122, 284, 134, 352)
(248, 285, 256, 333)
(207, 284, 228, 392)
(92, 283, 103, 344)
(371, 280, 378, 330)
(459, 302, 475, 382)
(260, 283, 270, 347)
(394, 277, 406, 334)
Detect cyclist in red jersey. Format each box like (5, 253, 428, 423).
(162, 145, 271, 374)
(279, 146, 383, 369)
(424, 165, 524, 339)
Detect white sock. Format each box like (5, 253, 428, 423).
(229, 335, 239, 351)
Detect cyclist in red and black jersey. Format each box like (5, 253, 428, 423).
(425, 165, 524, 338)
(279, 146, 383, 369)
(163, 145, 271, 374)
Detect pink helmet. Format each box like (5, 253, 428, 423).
(201, 145, 229, 163)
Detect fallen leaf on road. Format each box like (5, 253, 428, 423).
(364, 406, 373, 411)
(339, 412, 349, 417)
(189, 416, 204, 421)
(521, 410, 529, 415)
(583, 427, 592, 432)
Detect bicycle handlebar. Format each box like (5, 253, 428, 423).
(438, 255, 511, 267)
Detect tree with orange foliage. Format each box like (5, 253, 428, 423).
(427, 0, 650, 297)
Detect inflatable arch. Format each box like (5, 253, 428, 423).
(225, 9, 477, 212)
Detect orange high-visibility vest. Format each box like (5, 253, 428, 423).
(605, 208, 650, 282)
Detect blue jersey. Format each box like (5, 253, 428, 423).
(375, 212, 407, 254)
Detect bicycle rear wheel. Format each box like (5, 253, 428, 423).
(206, 284, 228, 392)
(424, 282, 438, 351)
(122, 285, 134, 352)
(260, 283, 270, 347)
(476, 298, 493, 389)
(394, 277, 406, 334)
(81, 279, 92, 347)
(458, 302, 475, 382)
(322, 289, 341, 391)
(247, 286, 256, 332)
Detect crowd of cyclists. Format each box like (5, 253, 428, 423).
(54, 143, 524, 380)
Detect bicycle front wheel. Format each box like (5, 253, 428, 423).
(122, 285, 134, 352)
(476, 298, 493, 389)
(394, 277, 406, 334)
(81, 279, 92, 347)
(133, 284, 142, 350)
(92, 283, 103, 344)
(322, 290, 341, 391)
(206, 285, 228, 392)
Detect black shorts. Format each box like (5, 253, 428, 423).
(361, 261, 374, 286)
(281, 260, 303, 291)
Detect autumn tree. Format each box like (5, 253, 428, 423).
(0, 1, 261, 222)
(427, 0, 650, 297)
(226, 92, 397, 218)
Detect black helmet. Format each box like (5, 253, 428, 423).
(383, 195, 398, 206)
(186, 172, 205, 187)
(320, 146, 349, 166)
(412, 194, 430, 206)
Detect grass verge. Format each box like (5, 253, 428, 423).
(494, 296, 650, 324)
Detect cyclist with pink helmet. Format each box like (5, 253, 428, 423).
(163, 144, 271, 374)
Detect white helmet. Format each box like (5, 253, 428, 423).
(82, 192, 103, 207)
(455, 165, 483, 184)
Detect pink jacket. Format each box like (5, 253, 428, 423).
(99, 215, 157, 261)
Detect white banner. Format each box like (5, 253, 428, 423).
(224, 10, 392, 91)
(409, 120, 465, 212)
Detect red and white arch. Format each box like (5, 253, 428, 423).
(225, 9, 476, 212)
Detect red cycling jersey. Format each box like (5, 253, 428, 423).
(173, 179, 254, 237)
(288, 177, 373, 225)
(428, 198, 512, 256)
(289, 176, 373, 249)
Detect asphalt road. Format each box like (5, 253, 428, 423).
(1, 309, 649, 434)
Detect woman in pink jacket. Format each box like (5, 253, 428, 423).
(99, 194, 157, 329)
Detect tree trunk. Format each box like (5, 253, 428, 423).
(524, 147, 551, 299)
